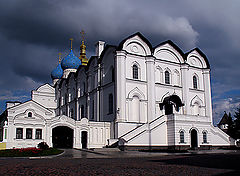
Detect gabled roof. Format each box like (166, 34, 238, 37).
(86, 56, 98, 70)
(218, 112, 231, 125)
(34, 83, 54, 93)
(7, 99, 53, 113)
(98, 45, 117, 63)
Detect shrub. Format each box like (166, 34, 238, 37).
(37, 142, 49, 150)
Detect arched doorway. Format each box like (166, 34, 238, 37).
(81, 131, 88, 149)
(52, 126, 73, 148)
(191, 129, 198, 149)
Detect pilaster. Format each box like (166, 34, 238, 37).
(180, 64, 190, 115)
(115, 51, 126, 122)
(146, 56, 156, 122)
(203, 69, 212, 122)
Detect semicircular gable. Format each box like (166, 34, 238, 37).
(118, 33, 152, 56)
(186, 48, 209, 68)
(14, 109, 46, 121)
(153, 41, 185, 64)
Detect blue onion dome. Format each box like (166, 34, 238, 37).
(61, 49, 81, 70)
(51, 64, 63, 79)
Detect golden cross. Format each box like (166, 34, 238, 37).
(80, 30, 85, 41)
(69, 38, 73, 50)
(58, 52, 62, 64)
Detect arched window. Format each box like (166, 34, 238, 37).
(203, 131, 207, 143)
(165, 71, 170, 84)
(28, 112, 32, 117)
(133, 64, 138, 79)
(81, 105, 84, 118)
(180, 131, 184, 143)
(108, 94, 113, 114)
(174, 70, 180, 86)
(193, 76, 198, 89)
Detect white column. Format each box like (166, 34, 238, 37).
(180, 64, 190, 115)
(76, 99, 79, 120)
(45, 121, 52, 147)
(6, 118, 14, 148)
(115, 51, 126, 122)
(146, 56, 156, 122)
(97, 63, 101, 121)
(2, 121, 8, 142)
(203, 69, 212, 121)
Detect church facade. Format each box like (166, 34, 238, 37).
(0, 32, 235, 150)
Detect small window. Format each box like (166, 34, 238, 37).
(26, 128, 32, 139)
(193, 76, 198, 89)
(81, 105, 84, 118)
(91, 100, 94, 120)
(70, 108, 74, 118)
(28, 112, 32, 117)
(65, 93, 68, 104)
(35, 129, 42, 139)
(203, 132, 207, 143)
(133, 64, 138, 79)
(108, 94, 113, 114)
(58, 97, 61, 107)
(83, 82, 86, 94)
(165, 71, 170, 84)
(16, 128, 23, 139)
(180, 131, 184, 143)
(112, 67, 115, 82)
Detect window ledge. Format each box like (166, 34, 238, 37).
(179, 142, 187, 144)
(189, 88, 204, 92)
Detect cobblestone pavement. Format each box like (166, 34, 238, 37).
(0, 149, 239, 175)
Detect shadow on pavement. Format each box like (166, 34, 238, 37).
(149, 152, 240, 174)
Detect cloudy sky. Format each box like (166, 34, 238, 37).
(0, 0, 239, 124)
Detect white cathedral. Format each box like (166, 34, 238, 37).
(0, 32, 235, 150)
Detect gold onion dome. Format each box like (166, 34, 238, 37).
(79, 30, 88, 66)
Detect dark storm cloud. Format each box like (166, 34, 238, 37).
(0, 0, 239, 122)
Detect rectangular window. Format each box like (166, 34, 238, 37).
(108, 94, 113, 114)
(91, 100, 94, 120)
(58, 97, 61, 107)
(203, 132, 207, 143)
(16, 128, 23, 139)
(180, 131, 184, 143)
(4, 129, 7, 139)
(35, 129, 42, 139)
(26, 128, 32, 139)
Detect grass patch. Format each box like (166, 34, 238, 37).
(0, 147, 63, 157)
